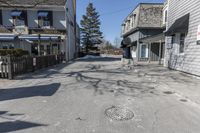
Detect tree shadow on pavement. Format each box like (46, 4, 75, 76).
(17, 57, 122, 80)
(66, 70, 158, 97)
(0, 83, 60, 101)
(78, 57, 121, 62)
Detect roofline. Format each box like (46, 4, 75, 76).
(0, 3, 65, 8)
(122, 2, 164, 24)
(122, 27, 165, 37)
(0, 5, 65, 10)
(139, 33, 165, 43)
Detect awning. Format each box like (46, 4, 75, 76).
(120, 40, 126, 48)
(0, 35, 17, 41)
(120, 38, 137, 48)
(19, 35, 61, 41)
(120, 37, 131, 48)
(38, 12, 49, 17)
(140, 33, 165, 43)
(165, 13, 190, 36)
(124, 37, 131, 45)
(11, 11, 22, 17)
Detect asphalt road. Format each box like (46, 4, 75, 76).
(0, 56, 200, 133)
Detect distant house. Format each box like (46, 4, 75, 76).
(0, 0, 78, 61)
(121, 3, 164, 63)
(164, 0, 200, 76)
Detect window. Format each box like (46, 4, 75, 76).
(133, 14, 136, 27)
(141, 44, 147, 58)
(2, 45, 8, 49)
(131, 17, 134, 27)
(123, 24, 126, 33)
(180, 33, 185, 53)
(126, 20, 130, 30)
(13, 18, 25, 26)
(11, 11, 26, 26)
(171, 34, 176, 48)
(38, 11, 53, 28)
(9, 44, 14, 49)
(172, 34, 175, 44)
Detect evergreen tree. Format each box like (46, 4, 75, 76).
(80, 3, 103, 53)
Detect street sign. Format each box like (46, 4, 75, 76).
(197, 25, 200, 45)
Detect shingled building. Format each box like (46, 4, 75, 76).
(121, 3, 164, 64)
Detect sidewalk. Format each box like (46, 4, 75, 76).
(134, 63, 200, 105)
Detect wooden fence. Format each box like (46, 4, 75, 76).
(0, 54, 64, 79)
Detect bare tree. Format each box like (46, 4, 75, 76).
(113, 37, 122, 48)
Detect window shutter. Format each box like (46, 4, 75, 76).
(49, 11, 53, 27)
(24, 11, 28, 26)
(0, 10, 2, 25)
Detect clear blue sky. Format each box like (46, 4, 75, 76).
(77, 0, 165, 44)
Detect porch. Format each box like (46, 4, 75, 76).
(0, 34, 65, 56)
(139, 33, 165, 64)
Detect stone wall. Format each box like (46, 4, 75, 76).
(138, 4, 163, 28)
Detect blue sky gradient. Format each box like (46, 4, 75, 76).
(77, 0, 165, 43)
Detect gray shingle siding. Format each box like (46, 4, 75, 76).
(138, 4, 163, 28)
(165, 0, 200, 76)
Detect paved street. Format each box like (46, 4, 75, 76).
(1, 56, 200, 133)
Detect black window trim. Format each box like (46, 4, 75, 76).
(37, 10, 53, 28)
(11, 10, 27, 27)
(0, 9, 2, 25)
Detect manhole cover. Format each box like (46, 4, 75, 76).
(105, 106, 134, 121)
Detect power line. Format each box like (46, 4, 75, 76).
(100, 7, 133, 16)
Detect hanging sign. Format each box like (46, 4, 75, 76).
(197, 25, 200, 45)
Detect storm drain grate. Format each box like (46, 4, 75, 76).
(105, 106, 134, 121)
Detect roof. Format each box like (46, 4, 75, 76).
(0, 0, 66, 7)
(122, 27, 165, 38)
(140, 33, 165, 43)
(122, 3, 164, 23)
